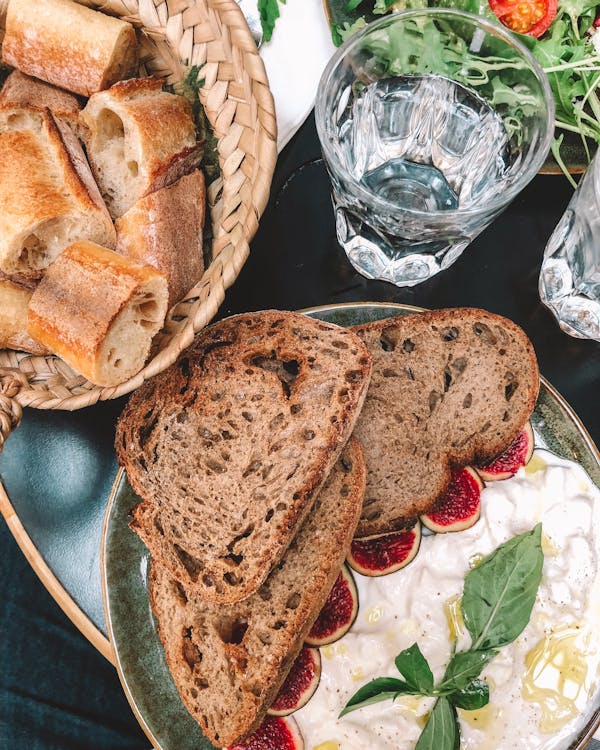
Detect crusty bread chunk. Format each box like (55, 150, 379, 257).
(0, 70, 83, 137)
(115, 170, 206, 308)
(116, 310, 372, 604)
(81, 77, 201, 218)
(0, 277, 50, 355)
(2, 0, 137, 97)
(352, 309, 539, 537)
(0, 106, 115, 278)
(149, 437, 365, 747)
(28, 241, 168, 387)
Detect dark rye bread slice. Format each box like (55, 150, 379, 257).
(116, 310, 372, 604)
(352, 308, 539, 537)
(148, 437, 366, 747)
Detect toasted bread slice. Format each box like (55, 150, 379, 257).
(148, 437, 365, 747)
(115, 310, 372, 604)
(352, 308, 539, 537)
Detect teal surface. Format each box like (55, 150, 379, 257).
(103, 303, 600, 750)
(0, 399, 125, 634)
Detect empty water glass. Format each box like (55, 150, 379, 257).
(540, 153, 600, 341)
(315, 9, 555, 286)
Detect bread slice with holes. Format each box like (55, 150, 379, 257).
(0, 106, 116, 279)
(148, 437, 365, 747)
(115, 310, 372, 604)
(28, 241, 168, 386)
(80, 77, 200, 218)
(351, 308, 539, 537)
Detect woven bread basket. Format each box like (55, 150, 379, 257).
(0, 0, 277, 450)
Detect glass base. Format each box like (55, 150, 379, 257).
(336, 206, 469, 287)
(539, 259, 600, 342)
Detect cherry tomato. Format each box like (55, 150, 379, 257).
(488, 0, 557, 37)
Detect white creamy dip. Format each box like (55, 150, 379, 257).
(294, 450, 600, 750)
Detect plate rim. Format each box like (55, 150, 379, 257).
(102, 301, 600, 750)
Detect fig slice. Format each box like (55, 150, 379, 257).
(305, 564, 358, 647)
(421, 466, 483, 533)
(475, 422, 535, 482)
(267, 647, 321, 717)
(347, 522, 421, 577)
(226, 716, 304, 750)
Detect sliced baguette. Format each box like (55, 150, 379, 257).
(352, 308, 539, 537)
(2, 0, 138, 97)
(80, 77, 200, 218)
(149, 437, 365, 747)
(0, 70, 83, 137)
(28, 241, 168, 386)
(0, 277, 50, 355)
(115, 170, 206, 308)
(0, 106, 115, 278)
(116, 310, 372, 604)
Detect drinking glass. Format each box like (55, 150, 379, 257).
(315, 9, 555, 286)
(539, 152, 600, 341)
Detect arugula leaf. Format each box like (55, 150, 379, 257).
(257, 0, 285, 43)
(439, 649, 497, 692)
(415, 697, 460, 750)
(462, 524, 544, 651)
(339, 677, 417, 717)
(395, 643, 435, 694)
(450, 679, 490, 710)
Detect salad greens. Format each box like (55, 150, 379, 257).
(329, 0, 600, 179)
(340, 525, 544, 750)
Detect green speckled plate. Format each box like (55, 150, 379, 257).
(102, 302, 600, 750)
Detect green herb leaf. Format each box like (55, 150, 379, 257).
(395, 643, 435, 694)
(439, 649, 497, 692)
(450, 679, 490, 710)
(339, 677, 417, 717)
(346, 0, 365, 11)
(415, 697, 460, 750)
(257, 0, 285, 43)
(462, 524, 544, 651)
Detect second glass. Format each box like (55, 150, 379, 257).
(315, 9, 555, 286)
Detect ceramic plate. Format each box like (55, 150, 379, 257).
(102, 302, 600, 750)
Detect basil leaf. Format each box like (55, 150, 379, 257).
(415, 697, 460, 750)
(439, 649, 497, 692)
(462, 524, 544, 651)
(450, 679, 490, 710)
(339, 677, 416, 717)
(257, 0, 285, 43)
(395, 643, 435, 694)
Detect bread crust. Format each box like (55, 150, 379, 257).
(0, 106, 115, 277)
(115, 170, 206, 308)
(148, 437, 366, 746)
(116, 310, 373, 604)
(351, 308, 539, 536)
(2, 0, 138, 97)
(0, 277, 50, 355)
(80, 77, 200, 217)
(28, 241, 168, 386)
(0, 70, 83, 136)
